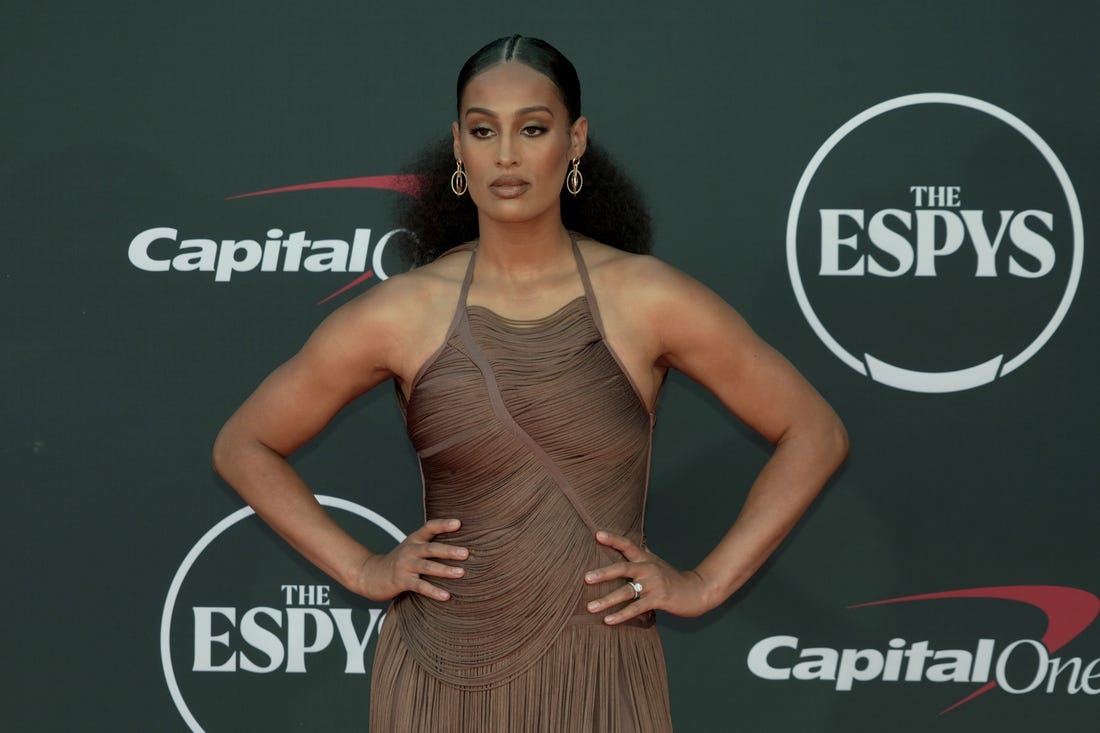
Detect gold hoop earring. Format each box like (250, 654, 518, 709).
(451, 160, 467, 196)
(566, 158, 583, 195)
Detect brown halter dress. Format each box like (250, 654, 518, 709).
(370, 237, 673, 732)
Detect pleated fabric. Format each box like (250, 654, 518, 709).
(371, 237, 673, 732)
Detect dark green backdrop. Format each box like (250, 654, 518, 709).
(4, 2, 1097, 731)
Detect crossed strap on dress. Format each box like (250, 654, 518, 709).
(451, 237, 657, 632)
(449, 234, 608, 536)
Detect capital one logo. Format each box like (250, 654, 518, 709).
(787, 94, 1083, 393)
(747, 585, 1100, 714)
(128, 174, 422, 303)
(161, 496, 405, 732)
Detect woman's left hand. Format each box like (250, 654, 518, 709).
(583, 530, 713, 624)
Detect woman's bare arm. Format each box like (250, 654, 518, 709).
(586, 256, 848, 622)
(212, 274, 468, 600)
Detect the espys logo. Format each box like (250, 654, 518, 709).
(747, 585, 1100, 714)
(160, 496, 406, 732)
(787, 93, 1083, 393)
(129, 174, 423, 303)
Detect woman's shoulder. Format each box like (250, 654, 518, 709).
(577, 235, 746, 349)
(576, 236, 695, 299)
(305, 245, 474, 380)
(306, 246, 473, 357)
(345, 245, 472, 311)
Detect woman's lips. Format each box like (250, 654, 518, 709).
(490, 177, 530, 198)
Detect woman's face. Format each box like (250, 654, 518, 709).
(453, 61, 587, 225)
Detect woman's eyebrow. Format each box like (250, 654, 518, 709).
(464, 105, 556, 118)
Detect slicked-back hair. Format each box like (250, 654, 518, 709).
(456, 35, 582, 123)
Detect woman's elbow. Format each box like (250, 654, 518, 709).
(211, 424, 239, 479)
(823, 410, 850, 470)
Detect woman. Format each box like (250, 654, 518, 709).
(214, 35, 848, 731)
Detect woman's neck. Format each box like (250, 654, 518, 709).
(474, 211, 574, 281)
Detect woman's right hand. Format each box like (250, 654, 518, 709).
(355, 518, 468, 602)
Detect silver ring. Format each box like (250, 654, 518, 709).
(627, 580, 643, 600)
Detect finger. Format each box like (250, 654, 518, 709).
(585, 583, 640, 614)
(603, 599, 648, 625)
(410, 577, 451, 601)
(423, 541, 469, 561)
(584, 561, 634, 584)
(595, 530, 644, 560)
(414, 558, 466, 579)
(408, 518, 461, 542)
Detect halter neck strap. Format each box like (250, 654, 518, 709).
(457, 242, 478, 308)
(457, 232, 599, 318)
(569, 233, 610, 340)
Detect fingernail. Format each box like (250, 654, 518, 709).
(439, 591, 450, 600)
(604, 615, 615, 625)
(584, 573, 596, 583)
(587, 601, 598, 611)
(596, 531, 607, 540)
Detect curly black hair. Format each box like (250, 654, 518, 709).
(394, 35, 652, 267)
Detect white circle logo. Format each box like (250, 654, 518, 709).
(787, 93, 1082, 393)
(160, 496, 406, 732)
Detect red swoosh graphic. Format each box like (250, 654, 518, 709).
(226, 174, 426, 200)
(317, 270, 374, 305)
(227, 173, 428, 303)
(849, 585, 1100, 714)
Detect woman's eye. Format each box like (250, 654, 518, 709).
(522, 125, 547, 136)
(470, 127, 494, 139)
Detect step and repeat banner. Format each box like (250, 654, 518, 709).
(4, 3, 1097, 731)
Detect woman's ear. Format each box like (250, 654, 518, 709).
(570, 116, 588, 160)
